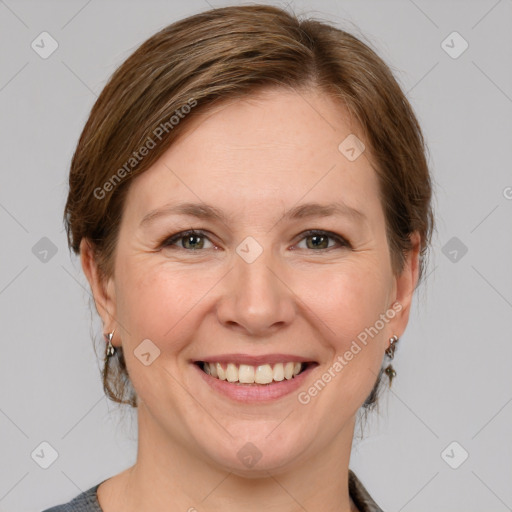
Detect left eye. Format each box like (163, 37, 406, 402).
(295, 230, 349, 250)
(160, 229, 349, 251)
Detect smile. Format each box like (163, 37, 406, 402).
(193, 359, 319, 402)
(197, 361, 308, 384)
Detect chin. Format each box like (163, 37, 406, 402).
(202, 429, 308, 477)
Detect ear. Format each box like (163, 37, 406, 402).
(80, 238, 119, 347)
(387, 231, 421, 339)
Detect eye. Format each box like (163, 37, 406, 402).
(159, 229, 351, 252)
(294, 230, 351, 251)
(160, 229, 215, 250)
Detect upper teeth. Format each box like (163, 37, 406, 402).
(203, 362, 303, 384)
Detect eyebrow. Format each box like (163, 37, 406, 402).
(139, 201, 367, 227)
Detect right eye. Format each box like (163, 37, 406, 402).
(160, 229, 216, 251)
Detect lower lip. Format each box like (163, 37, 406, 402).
(193, 363, 317, 403)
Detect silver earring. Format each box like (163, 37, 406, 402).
(104, 329, 116, 358)
(384, 335, 399, 387)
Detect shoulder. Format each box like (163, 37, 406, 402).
(348, 469, 386, 512)
(41, 473, 381, 512)
(40, 482, 104, 512)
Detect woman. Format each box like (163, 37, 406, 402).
(43, 4, 433, 512)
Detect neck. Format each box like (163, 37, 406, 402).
(100, 403, 359, 512)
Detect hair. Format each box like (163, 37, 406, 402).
(64, 4, 434, 415)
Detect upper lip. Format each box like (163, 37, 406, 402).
(193, 353, 317, 366)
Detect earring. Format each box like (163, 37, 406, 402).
(384, 335, 399, 387)
(104, 329, 116, 358)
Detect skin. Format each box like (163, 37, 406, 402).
(81, 87, 420, 512)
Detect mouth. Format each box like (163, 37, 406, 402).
(194, 361, 315, 385)
(191, 353, 320, 402)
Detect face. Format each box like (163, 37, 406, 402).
(84, 87, 418, 475)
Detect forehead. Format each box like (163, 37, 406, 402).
(124, 88, 383, 225)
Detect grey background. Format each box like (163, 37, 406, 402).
(0, 0, 511, 511)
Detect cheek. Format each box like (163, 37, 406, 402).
(294, 259, 391, 346)
(114, 259, 197, 344)
(113, 260, 203, 401)
(309, 266, 390, 400)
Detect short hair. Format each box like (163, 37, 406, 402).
(64, 5, 434, 411)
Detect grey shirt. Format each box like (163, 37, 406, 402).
(41, 469, 384, 512)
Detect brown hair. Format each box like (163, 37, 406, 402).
(64, 5, 434, 411)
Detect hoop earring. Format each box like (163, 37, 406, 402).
(104, 329, 116, 358)
(384, 335, 399, 387)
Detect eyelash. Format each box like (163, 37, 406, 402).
(159, 229, 351, 252)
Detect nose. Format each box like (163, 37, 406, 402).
(216, 244, 296, 337)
